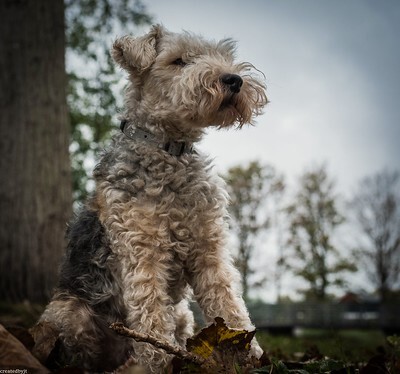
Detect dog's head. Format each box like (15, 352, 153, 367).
(112, 25, 268, 130)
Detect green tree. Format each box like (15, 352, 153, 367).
(350, 169, 400, 302)
(225, 161, 285, 300)
(285, 165, 355, 301)
(65, 0, 152, 203)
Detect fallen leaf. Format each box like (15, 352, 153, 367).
(0, 323, 49, 373)
(186, 317, 255, 359)
(182, 317, 260, 373)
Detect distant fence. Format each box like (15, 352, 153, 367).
(248, 302, 400, 333)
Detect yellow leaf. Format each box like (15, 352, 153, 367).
(186, 317, 255, 359)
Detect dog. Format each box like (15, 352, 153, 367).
(32, 24, 268, 372)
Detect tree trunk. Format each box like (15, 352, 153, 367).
(0, 0, 72, 302)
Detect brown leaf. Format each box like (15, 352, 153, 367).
(7, 326, 35, 351)
(0, 323, 49, 373)
(186, 317, 255, 358)
(360, 353, 389, 374)
(184, 317, 258, 373)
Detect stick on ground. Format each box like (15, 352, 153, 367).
(110, 322, 205, 366)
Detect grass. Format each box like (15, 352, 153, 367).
(0, 303, 389, 362)
(257, 328, 387, 363)
(1, 303, 399, 372)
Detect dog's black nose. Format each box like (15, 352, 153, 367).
(220, 74, 243, 93)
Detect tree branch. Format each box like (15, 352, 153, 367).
(110, 322, 205, 365)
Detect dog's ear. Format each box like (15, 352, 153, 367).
(112, 25, 163, 73)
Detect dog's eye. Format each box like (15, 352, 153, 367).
(172, 58, 187, 67)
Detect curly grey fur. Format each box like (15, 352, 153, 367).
(33, 25, 267, 373)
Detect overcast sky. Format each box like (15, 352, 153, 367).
(142, 0, 400, 300)
(145, 0, 400, 196)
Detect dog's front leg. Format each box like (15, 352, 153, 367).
(188, 237, 264, 358)
(102, 204, 177, 373)
(117, 246, 176, 372)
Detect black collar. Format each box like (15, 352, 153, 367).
(120, 120, 193, 157)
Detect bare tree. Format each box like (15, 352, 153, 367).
(285, 165, 355, 301)
(272, 208, 288, 303)
(224, 161, 285, 300)
(0, 0, 72, 302)
(350, 169, 400, 302)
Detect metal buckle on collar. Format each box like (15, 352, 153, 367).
(164, 141, 191, 157)
(120, 119, 128, 131)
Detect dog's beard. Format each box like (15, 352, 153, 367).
(195, 79, 267, 128)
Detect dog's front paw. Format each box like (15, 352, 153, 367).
(249, 339, 264, 358)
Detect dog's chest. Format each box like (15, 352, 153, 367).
(100, 154, 227, 255)
(141, 156, 225, 237)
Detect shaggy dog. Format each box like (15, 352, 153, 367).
(32, 25, 267, 372)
